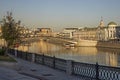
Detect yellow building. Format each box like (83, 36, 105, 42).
(73, 27, 97, 41)
(38, 28, 52, 37)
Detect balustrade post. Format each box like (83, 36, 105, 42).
(96, 62, 99, 80)
(66, 60, 73, 75)
(15, 49, 17, 57)
(53, 56, 56, 69)
(32, 53, 35, 62)
(20, 51, 22, 58)
(25, 52, 27, 60)
(42, 54, 44, 65)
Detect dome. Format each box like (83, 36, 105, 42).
(108, 22, 117, 26)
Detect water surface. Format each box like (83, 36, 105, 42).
(15, 40, 120, 67)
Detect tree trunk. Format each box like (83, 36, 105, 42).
(4, 42, 9, 56)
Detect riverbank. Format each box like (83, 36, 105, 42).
(76, 40, 97, 47)
(97, 41, 120, 49)
(77, 40, 120, 49)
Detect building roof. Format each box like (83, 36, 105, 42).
(64, 28, 78, 30)
(108, 22, 117, 26)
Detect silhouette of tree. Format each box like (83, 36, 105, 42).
(1, 12, 22, 54)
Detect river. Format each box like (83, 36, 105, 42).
(15, 40, 120, 67)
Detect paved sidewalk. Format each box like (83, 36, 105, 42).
(0, 67, 38, 80)
(0, 56, 93, 80)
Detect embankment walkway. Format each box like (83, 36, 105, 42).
(0, 55, 93, 80)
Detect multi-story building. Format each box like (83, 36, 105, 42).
(97, 21, 120, 41)
(37, 28, 52, 37)
(73, 27, 97, 41)
(60, 28, 78, 39)
(107, 22, 120, 40)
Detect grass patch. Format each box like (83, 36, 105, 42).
(0, 55, 16, 62)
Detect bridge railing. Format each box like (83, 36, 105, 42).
(8, 49, 120, 80)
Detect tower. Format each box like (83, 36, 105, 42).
(99, 17, 104, 28)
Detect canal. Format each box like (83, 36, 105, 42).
(15, 40, 120, 67)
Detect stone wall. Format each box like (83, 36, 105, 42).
(76, 40, 97, 47)
(97, 41, 120, 49)
(76, 40, 120, 49)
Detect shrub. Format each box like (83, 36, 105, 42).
(0, 49, 5, 55)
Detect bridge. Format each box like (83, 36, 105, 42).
(42, 37, 78, 46)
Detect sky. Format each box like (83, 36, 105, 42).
(0, 0, 120, 31)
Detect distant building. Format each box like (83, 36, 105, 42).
(38, 28, 52, 37)
(73, 27, 97, 41)
(107, 22, 119, 39)
(97, 21, 120, 41)
(60, 28, 78, 39)
(98, 17, 104, 28)
(73, 18, 120, 41)
(96, 18, 107, 41)
(96, 27, 108, 41)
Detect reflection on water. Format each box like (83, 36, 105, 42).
(7, 40, 120, 67)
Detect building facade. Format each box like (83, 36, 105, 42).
(60, 28, 78, 39)
(73, 19, 120, 41)
(73, 27, 97, 41)
(97, 22, 120, 41)
(38, 28, 52, 37)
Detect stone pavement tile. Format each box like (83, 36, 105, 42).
(13, 76, 38, 80)
(0, 66, 38, 80)
(19, 72, 48, 80)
